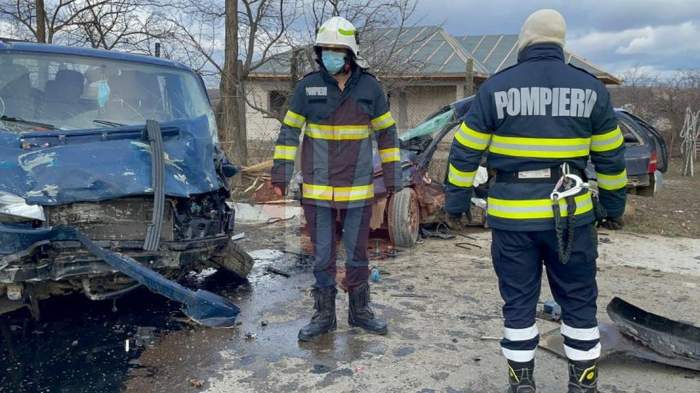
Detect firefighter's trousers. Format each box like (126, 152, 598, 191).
(492, 224, 601, 362)
(303, 204, 372, 290)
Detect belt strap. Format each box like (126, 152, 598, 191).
(496, 167, 584, 184)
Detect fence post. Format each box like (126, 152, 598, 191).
(465, 58, 474, 97)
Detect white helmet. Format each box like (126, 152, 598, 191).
(315, 16, 360, 58)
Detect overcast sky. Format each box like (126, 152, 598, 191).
(414, 0, 700, 77)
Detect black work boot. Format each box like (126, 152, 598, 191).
(348, 282, 388, 334)
(507, 360, 536, 393)
(568, 359, 598, 393)
(298, 287, 337, 342)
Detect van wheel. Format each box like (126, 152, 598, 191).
(388, 188, 420, 248)
(210, 240, 255, 278)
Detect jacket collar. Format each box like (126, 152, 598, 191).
(517, 43, 565, 63)
(317, 60, 360, 89)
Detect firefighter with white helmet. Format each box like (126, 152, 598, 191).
(271, 16, 402, 341)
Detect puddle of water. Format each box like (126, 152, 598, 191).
(0, 288, 184, 393)
(121, 249, 403, 391)
(0, 267, 252, 393)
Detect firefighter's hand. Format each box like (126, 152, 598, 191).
(272, 185, 285, 197)
(385, 185, 403, 197)
(600, 216, 624, 230)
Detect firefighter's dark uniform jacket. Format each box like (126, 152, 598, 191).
(445, 44, 627, 231)
(271, 65, 401, 209)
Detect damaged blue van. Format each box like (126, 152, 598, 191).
(0, 41, 252, 316)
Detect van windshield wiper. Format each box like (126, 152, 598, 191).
(0, 115, 57, 129)
(93, 119, 127, 127)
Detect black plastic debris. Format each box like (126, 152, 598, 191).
(607, 297, 700, 362)
(539, 297, 700, 371)
(51, 226, 240, 327)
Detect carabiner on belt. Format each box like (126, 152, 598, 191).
(550, 163, 589, 202)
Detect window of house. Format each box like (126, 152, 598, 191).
(268, 90, 288, 117)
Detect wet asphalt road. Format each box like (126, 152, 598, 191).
(0, 223, 312, 393)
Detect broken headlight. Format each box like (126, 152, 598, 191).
(0, 191, 45, 222)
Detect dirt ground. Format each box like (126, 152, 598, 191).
(120, 216, 700, 393)
(625, 161, 700, 238)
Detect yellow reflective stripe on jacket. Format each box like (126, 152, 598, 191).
(489, 135, 591, 159)
(488, 193, 593, 220)
(305, 123, 370, 140)
(455, 122, 491, 151)
(379, 147, 400, 163)
(302, 183, 374, 202)
(371, 112, 396, 131)
(591, 127, 624, 152)
(273, 145, 297, 160)
(596, 169, 628, 191)
(334, 184, 374, 202)
(302, 184, 333, 201)
(283, 110, 306, 128)
(448, 164, 476, 187)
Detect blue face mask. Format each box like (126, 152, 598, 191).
(96, 80, 111, 108)
(322, 51, 346, 74)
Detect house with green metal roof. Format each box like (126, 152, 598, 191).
(245, 26, 619, 140)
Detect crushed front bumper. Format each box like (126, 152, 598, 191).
(0, 224, 229, 283)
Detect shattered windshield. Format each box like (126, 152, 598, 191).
(0, 52, 214, 132)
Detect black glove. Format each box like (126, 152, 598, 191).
(445, 186, 471, 215)
(386, 185, 403, 196)
(599, 216, 624, 230)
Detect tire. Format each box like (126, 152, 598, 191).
(387, 188, 420, 248)
(210, 239, 255, 278)
(636, 173, 656, 197)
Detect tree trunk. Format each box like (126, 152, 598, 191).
(35, 0, 47, 43)
(219, 0, 246, 165)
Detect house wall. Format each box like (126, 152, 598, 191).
(245, 80, 290, 141)
(389, 85, 460, 132)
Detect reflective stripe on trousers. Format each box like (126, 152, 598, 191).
(492, 226, 599, 362)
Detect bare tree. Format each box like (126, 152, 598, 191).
(612, 67, 700, 156)
(0, 0, 111, 43)
(66, 0, 175, 53)
(0, 0, 172, 54)
(168, 0, 299, 164)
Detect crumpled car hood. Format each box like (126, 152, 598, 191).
(0, 115, 224, 206)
